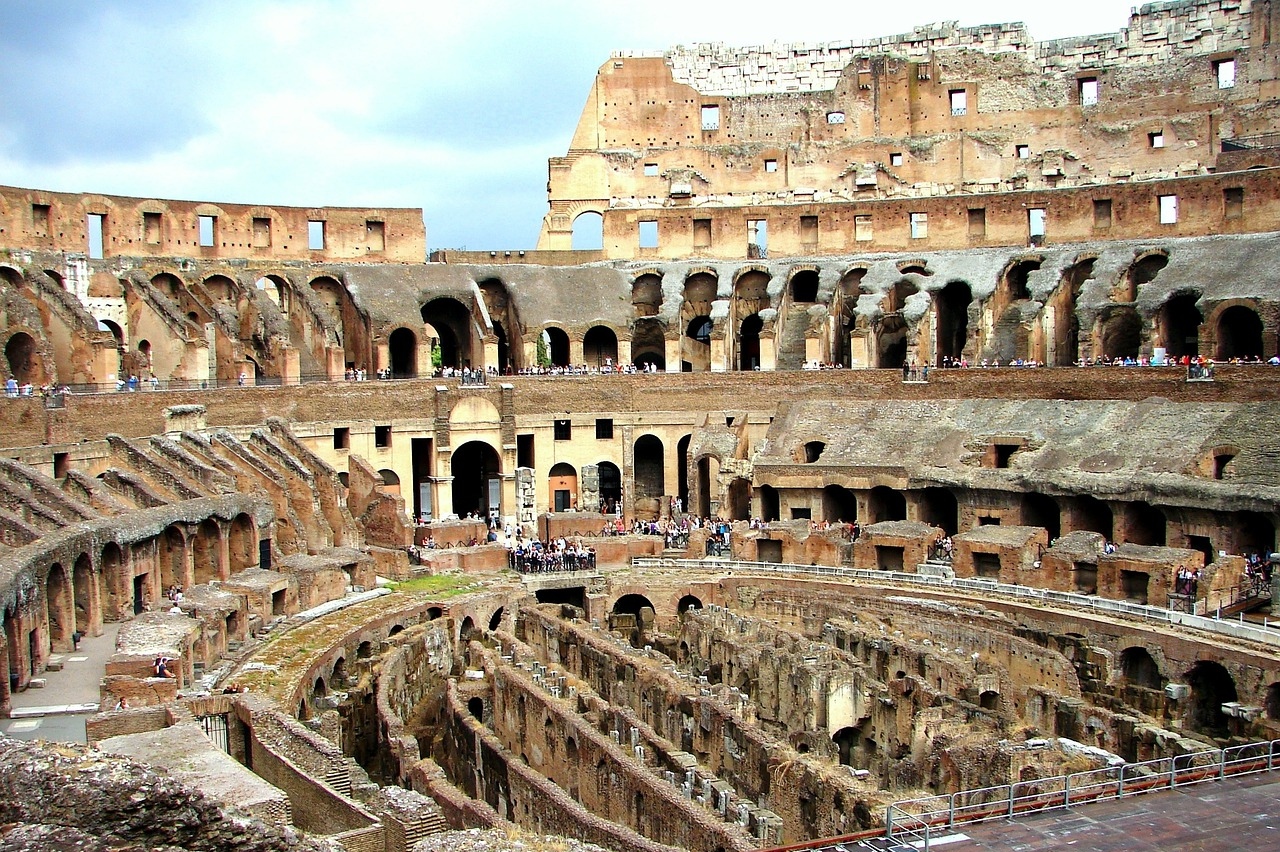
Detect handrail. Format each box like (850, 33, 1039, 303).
(630, 557, 1280, 648)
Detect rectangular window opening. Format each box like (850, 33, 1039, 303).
(1149, 131, 1165, 149)
(1079, 77, 1099, 106)
(307, 219, 326, 250)
(747, 219, 767, 258)
(32, 203, 50, 237)
(643, 162, 659, 177)
(375, 425, 392, 448)
(889, 152, 904, 167)
(1224, 187, 1243, 219)
(554, 419, 572, 441)
(909, 212, 928, 240)
(968, 208, 987, 238)
(366, 220, 385, 251)
(1159, 194, 1179, 225)
(143, 211, 162, 244)
(1028, 208, 1046, 244)
(949, 89, 967, 116)
(973, 552, 1001, 577)
(800, 215, 818, 245)
(764, 158, 778, 173)
(693, 218, 711, 249)
(790, 507, 812, 520)
(854, 214, 873, 242)
(198, 214, 216, 248)
(517, 434, 535, 469)
(1016, 144, 1030, 159)
(638, 220, 658, 249)
(252, 217, 272, 248)
(53, 452, 69, 479)
(701, 104, 720, 131)
(333, 427, 350, 450)
(595, 418, 614, 439)
(87, 213, 105, 259)
(826, 111, 845, 124)
(1215, 58, 1236, 89)
(1093, 199, 1113, 229)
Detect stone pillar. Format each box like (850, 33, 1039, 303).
(617, 337, 632, 368)
(280, 348, 301, 385)
(759, 331, 777, 371)
(665, 335, 682, 373)
(483, 335, 499, 373)
(710, 333, 728, 372)
(569, 332, 585, 367)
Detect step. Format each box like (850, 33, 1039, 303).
(45, 655, 65, 672)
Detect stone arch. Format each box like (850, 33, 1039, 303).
(979, 690, 1000, 711)
(488, 606, 504, 632)
(631, 272, 663, 317)
(72, 553, 97, 637)
(630, 317, 665, 370)
(597, 461, 622, 513)
(101, 542, 126, 619)
(421, 298, 474, 370)
(800, 441, 825, 463)
(571, 210, 603, 250)
(633, 435, 665, 502)
(583, 325, 618, 367)
(378, 469, 401, 494)
(1158, 292, 1203, 359)
(451, 440, 502, 518)
(822, 485, 858, 523)
(459, 616, 477, 644)
(738, 313, 763, 370)
(682, 315, 713, 372)
(1119, 646, 1163, 689)
(681, 270, 718, 372)
(548, 462, 578, 512)
(1074, 495, 1113, 539)
(1122, 250, 1169, 302)
(1126, 502, 1167, 546)
(868, 486, 906, 523)
(789, 268, 820, 303)
(542, 326, 571, 368)
(677, 594, 703, 613)
(193, 518, 221, 585)
(229, 513, 256, 573)
(160, 525, 186, 590)
(1097, 305, 1142, 360)
(934, 280, 972, 363)
(1022, 493, 1061, 539)
(695, 453, 720, 518)
(612, 593, 655, 617)
(4, 331, 44, 385)
(46, 562, 73, 651)
(1184, 659, 1237, 736)
(1237, 511, 1276, 556)
(919, 487, 958, 535)
(332, 655, 347, 686)
(388, 327, 418, 378)
(726, 477, 751, 521)
(1214, 303, 1264, 359)
(201, 274, 236, 303)
(1051, 257, 1096, 365)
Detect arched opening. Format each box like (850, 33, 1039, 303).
(427, 607, 443, 620)
(683, 316, 713, 372)
(1021, 493, 1061, 539)
(378, 469, 401, 495)
(389, 623, 406, 635)
(1119, 646, 1163, 690)
(202, 275, 235, 302)
(228, 514, 256, 573)
(1216, 304, 1264, 360)
(101, 542, 125, 618)
(759, 484, 779, 522)
(634, 435, 665, 503)
(979, 691, 1000, 711)
(543, 327, 570, 368)
(726, 477, 751, 521)
(571, 211, 603, 250)
(631, 318, 666, 370)
(1184, 660, 1238, 737)
(696, 456, 718, 518)
(791, 269, 819, 303)
(548, 462, 578, 512)
(1074, 495, 1113, 539)
(598, 461, 622, 513)
(738, 314, 763, 371)
(1267, 683, 1280, 721)
(1237, 511, 1276, 556)
(451, 441, 502, 519)
(822, 485, 858, 523)
(676, 434, 691, 509)
(459, 616, 476, 643)
(1159, 293, 1202, 358)
(312, 676, 327, 699)
(332, 656, 347, 686)
(46, 563, 72, 651)
(1098, 305, 1142, 360)
(72, 553, 95, 637)
(868, 486, 906, 523)
(935, 281, 971, 362)
(632, 274, 663, 317)
(160, 526, 185, 590)
(193, 518, 221, 585)
(468, 697, 484, 720)
(677, 594, 703, 613)
(357, 640, 373, 659)
(488, 606, 504, 632)
(421, 298, 473, 370)
(493, 321, 512, 375)
(4, 332, 42, 385)
(1124, 252, 1168, 301)
(1126, 502, 1167, 546)
(612, 593, 655, 647)
(1003, 259, 1040, 303)
(801, 441, 825, 463)
(583, 325, 618, 367)
(919, 487, 958, 535)
(1053, 258, 1095, 366)
(831, 719, 877, 769)
(388, 327, 418, 378)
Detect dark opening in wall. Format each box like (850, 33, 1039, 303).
(876, 545, 905, 572)
(375, 425, 391, 448)
(517, 434, 534, 469)
(1074, 563, 1098, 594)
(757, 540, 783, 563)
(595, 418, 613, 439)
(1120, 570, 1149, 604)
(554, 419, 571, 440)
(334, 428, 350, 450)
(973, 552, 1001, 578)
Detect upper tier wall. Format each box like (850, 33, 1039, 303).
(0, 185, 426, 264)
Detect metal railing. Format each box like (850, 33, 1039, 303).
(885, 739, 1280, 848)
(629, 557, 1280, 648)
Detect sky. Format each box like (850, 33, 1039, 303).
(0, 0, 1135, 251)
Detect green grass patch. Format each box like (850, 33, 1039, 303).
(389, 574, 476, 597)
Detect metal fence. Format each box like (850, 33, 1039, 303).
(885, 739, 1280, 849)
(198, 713, 230, 752)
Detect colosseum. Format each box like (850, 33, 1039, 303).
(1, 1, 1279, 850)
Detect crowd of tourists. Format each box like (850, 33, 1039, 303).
(509, 537, 597, 573)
